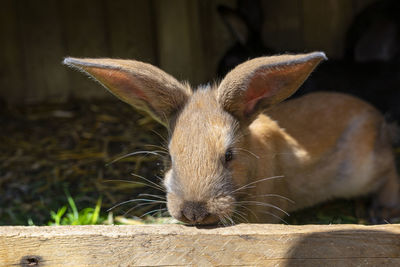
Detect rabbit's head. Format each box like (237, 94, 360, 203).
(64, 52, 326, 225)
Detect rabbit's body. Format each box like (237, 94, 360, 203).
(64, 52, 400, 224)
(248, 92, 398, 221)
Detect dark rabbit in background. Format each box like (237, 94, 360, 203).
(216, 0, 274, 77)
(218, 0, 400, 122)
(345, 0, 400, 62)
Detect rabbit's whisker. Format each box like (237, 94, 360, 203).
(107, 198, 166, 212)
(130, 173, 165, 192)
(248, 194, 295, 204)
(232, 210, 249, 223)
(233, 203, 259, 221)
(103, 179, 164, 192)
(140, 208, 168, 218)
(107, 150, 165, 165)
(235, 148, 260, 159)
(260, 210, 289, 225)
(235, 200, 289, 216)
(123, 202, 159, 217)
(231, 175, 284, 194)
(143, 144, 169, 152)
(151, 129, 168, 144)
(138, 193, 166, 200)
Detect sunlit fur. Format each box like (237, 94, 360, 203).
(166, 87, 400, 224)
(166, 88, 238, 224)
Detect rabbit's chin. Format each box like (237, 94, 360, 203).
(166, 193, 235, 225)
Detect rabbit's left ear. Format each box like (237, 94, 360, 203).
(63, 58, 191, 126)
(217, 52, 327, 122)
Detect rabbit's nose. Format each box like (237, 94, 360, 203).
(182, 201, 210, 224)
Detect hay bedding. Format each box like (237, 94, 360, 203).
(0, 100, 166, 225)
(1, 100, 398, 225)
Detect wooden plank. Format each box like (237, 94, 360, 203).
(154, 0, 191, 82)
(60, 0, 110, 99)
(16, 0, 70, 103)
(0, 224, 399, 266)
(154, 0, 207, 86)
(105, 0, 156, 63)
(302, 0, 354, 59)
(0, 0, 25, 103)
(262, 0, 303, 53)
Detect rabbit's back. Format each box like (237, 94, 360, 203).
(261, 92, 396, 209)
(266, 92, 388, 157)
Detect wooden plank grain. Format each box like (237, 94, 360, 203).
(105, 0, 157, 63)
(0, 224, 399, 266)
(262, 0, 303, 53)
(302, 0, 353, 59)
(154, 0, 208, 87)
(16, 0, 70, 103)
(60, 0, 110, 100)
(0, 0, 25, 103)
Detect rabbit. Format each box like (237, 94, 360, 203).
(345, 0, 400, 63)
(63, 52, 400, 225)
(216, 0, 274, 78)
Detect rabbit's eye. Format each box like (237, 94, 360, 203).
(225, 149, 234, 163)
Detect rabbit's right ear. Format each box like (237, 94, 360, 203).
(217, 52, 327, 123)
(63, 58, 191, 126)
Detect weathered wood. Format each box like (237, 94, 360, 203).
(302, 0, 354, 59)
(0, 224, 399, 266)
(262, 0, 303, 53)
(154, 0, 209, 87)
(17, 0, 70, 103)
(0, 0, 25, 103)
(60, 0, 110, 100)
(105, 0, 156, 63)
(0, 0, 390, 103)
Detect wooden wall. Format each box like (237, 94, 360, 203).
(0, 0, 378, 104)
(262, 0, 378, 58)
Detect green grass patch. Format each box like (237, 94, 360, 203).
(45, 189, 106, 226)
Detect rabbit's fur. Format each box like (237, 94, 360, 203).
(64, 52, 400, 224)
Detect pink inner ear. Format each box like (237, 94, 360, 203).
(84, 67, 149, 102)
(244, 71, 275, 115)
(244, 89, 271, 115)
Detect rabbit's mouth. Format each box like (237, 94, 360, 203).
(166, 193, 235, 225)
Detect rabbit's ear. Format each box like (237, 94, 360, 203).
(63, 58, 190, 126)
(217, 52, 327, 122)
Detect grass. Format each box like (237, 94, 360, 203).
(39, 186, 368, 226)
(40, 194, 366, 226)
(47, 188, 105, 226)
(34, 188, 177, 226)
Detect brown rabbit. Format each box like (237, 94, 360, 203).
(63, 52, 400, 224)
